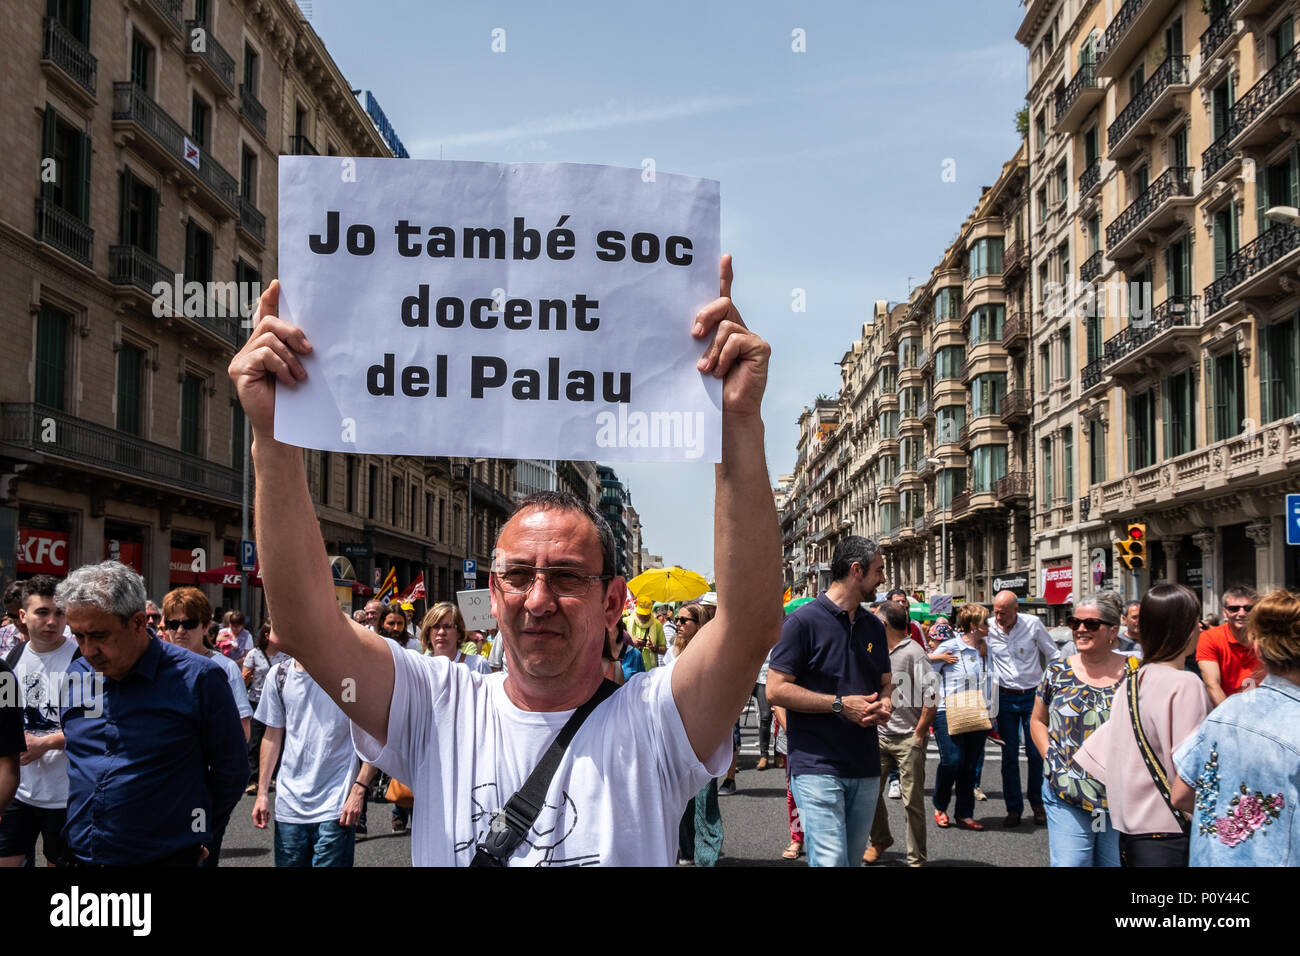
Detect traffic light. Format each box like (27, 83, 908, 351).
(1117, 522, 1146, 570)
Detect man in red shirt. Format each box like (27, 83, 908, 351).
(885, 590, 925, 648)
(1197, 585, 1266, 705)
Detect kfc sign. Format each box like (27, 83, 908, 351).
(18, 528, 69, 575)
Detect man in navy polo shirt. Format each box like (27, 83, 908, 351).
(767, 536, 894, 867)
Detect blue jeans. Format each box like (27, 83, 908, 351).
(1041, 781, 1120, 867)
(995, 690, 1043, 816)
(273, 819, 356, 867)
(790, 774, 880, 867)
(932, 712, 987, 819)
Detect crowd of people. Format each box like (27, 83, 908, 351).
(767, 535, 1300, 868)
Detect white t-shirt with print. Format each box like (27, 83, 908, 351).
(206, 649, 253, 719)
(255, 662, 359, 825)
(352, 643, 729, 866)
(13, 637, 79, 808)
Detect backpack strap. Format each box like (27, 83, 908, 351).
(4, 641, 24, 670)
(470, 679, 620, 867)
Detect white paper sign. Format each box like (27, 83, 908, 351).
(456, 588, 497, 631)
(274, 158, 723, 461)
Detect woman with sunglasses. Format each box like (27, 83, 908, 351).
(1030, 592, 1136, 867)
(1073, 584, 1210, 865)
(671, 603, 724, 866)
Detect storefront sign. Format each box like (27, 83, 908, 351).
(1042, 561, 1074, 605)
(18, 528, 69, 575)
(992, 573, 1029, 598)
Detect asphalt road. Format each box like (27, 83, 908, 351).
(219, 706, 1050, 868)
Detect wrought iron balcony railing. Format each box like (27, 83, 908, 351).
(1202, 130, 1235, 181)
(1108, 55, 1189, 147)
(238, 196, 265, 245)
(34, 197, 93, 267)
(1226, 40, 1300, 141)
(1105, 166, 1193, 249)
(1102, 295, 1201, 367)
(42, 16, 96, 95)
(184, 19, 235, 93)
(112, 82, 237, 213)
(1055, 59, 1099, 125)
(1200, 10, 1235, 60)
(1079, 161, 1101, 197)
(1082, 356, 1106, 390)
(1080, 249, 1103, 283)
(1203, 223, 1300, 315)
(0, 403, 240, 504)
(995, 471, 1031, 501)
(239, 84, 266, 138)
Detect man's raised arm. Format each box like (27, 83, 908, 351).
(672, 257, 783, 762)
(228, 281, 395, 743)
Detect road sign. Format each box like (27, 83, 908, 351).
(463, 573, 477, 590)
(464, 559, 477, 576)
(240, 539, 256, 573)
(1288, 494, 1300, 545)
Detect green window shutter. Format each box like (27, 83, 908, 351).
(116, 345, 142, 435)
(41, 105, 57, 201)
(78, 0, 90, 44)
(1164, 245, 1173, 299)
(184, 220, 196, 282)
(77, 131, 91, 220)
(1260, 323, 1273, 422)
(118, 168, 132, 244)
(181, 375, 201, 455)
(1291, 143, 1300, 208)
(35, 305, 67, 410)
(1162, 379, 1173, 457)
(1213, 212, 1227, 279)
(1257, 168, 1269, 234)
(144, 186, 157, 256)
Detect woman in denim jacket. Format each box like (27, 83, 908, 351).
(1173, 589, 1300, 866)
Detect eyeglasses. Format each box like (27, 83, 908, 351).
(164, 618, 201, 632)
(1224, 604, 1255, 614)
(147, 614, 162, 623)
(493, 565, 609, 597)
(1066, 616, 1112, 631)
(674, 616, 697, 626)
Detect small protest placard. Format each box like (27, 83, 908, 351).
(456, 588, 496, 632)
(274, 158, 722, 462)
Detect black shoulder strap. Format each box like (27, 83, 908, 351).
(470, 679, 620, 867)
(1126, 668, 1190, 833)
(4, 642, 24, 670)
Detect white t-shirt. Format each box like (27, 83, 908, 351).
(255, 662, 359, 825)
(14, 637, 78, 808)
(352, 643, 729, 866)
(206, 649, 253, 719)
(453, 651, 493, 675)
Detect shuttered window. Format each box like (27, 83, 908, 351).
(35, 304, 69, 410)
(181, 373, 202, 455)
(117, 343, 144, 435)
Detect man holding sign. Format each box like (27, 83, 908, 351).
(228, 252, 780, 865)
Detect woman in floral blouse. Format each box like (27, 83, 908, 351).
(1031, 593, 1135, 867)
(1173, 589, 1300, 866)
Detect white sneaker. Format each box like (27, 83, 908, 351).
(887, 779, 902, 799)
(974, 787, 987, 802)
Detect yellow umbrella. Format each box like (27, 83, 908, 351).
(626, 566, 710, 604)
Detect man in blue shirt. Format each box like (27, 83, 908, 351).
(767, 536, 894, 867)
(56, 561, 248, 866)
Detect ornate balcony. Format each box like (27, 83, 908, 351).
(1102, 295, 1201, 380)
(239, 84, 267, 138)
(1082, 356, 1107, 392)
(184, 19, 235, 94)
(109, 245, 239, 346)
(1080, 249, 1103, 283)
(951, 490, 971, 517)
(238, 197, 265, 247)
(1003, 239, 1027, 278)
(1224, 41, 1300, 155)
(995, 471, 1031, 503)
(1002, 311, 1028, 351)
(41, 16, 96, 101)
(1204, 223, 1300, 318)
(135, 0, 184, 38)
(0, 403, 241, 504)
(112, 83, 237, 217)
(1200, 9, 1236, 62)
(1107, 56, 1191, 161)
(1105, 166, 1194, 262)
(34, 198, 93, 268)
(1079, 161, 1102, 201)
(1000, 389, 1031, 425)
(1097, 0, 1182, 78)
(1055, 59, 1103, 133)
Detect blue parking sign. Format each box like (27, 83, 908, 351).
(241, 539, 256, 572)
(1288, 494, 1300, 546)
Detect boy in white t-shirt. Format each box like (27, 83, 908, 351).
(252, 659, 371, 866)
(0, 576, 79, 867)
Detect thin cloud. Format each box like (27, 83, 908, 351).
(412, 94, 751, 152)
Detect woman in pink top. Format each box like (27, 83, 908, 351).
(1074, 583, 1211, 866)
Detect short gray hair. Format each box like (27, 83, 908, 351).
(56, 561, 148, 622)
(1076, 591, 1122, 625)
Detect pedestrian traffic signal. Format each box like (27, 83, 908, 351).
(1117, 522, 1146, 570)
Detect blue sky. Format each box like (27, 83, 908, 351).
(307, 0, 1027, 577)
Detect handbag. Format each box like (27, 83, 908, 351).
(1122, 668, 1190, 867)
(385, 777, 415, 809)
(942, 652, 991, 735)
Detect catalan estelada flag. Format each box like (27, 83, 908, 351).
(376, 566, 398, 603)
